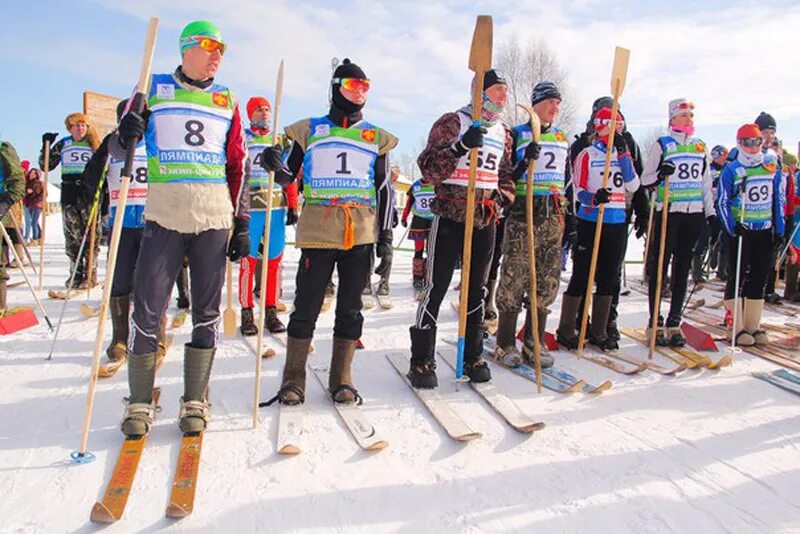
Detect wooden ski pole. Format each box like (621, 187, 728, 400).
(73, 17, 158, 463)
(648, 166, 671, 359)
(85, 207, 98, 300)
(455, 15, 493, 378)
(11, 203, 37, 276)
(577, 47, 630, 356)
(253, 59, 284, 428)
(39, 141, 50, 290)
(642, 198, 655, 277)
(516, 104, 543, 393)
(223, 261, 237, 337)
(0, 225, 52, 329)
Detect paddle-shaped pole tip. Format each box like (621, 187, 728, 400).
(469, 16, 493, 71)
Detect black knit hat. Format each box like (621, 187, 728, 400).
(483, 69, 507, 89)
(331, 58, 367, 115)
(531, 81, 561, 105)
(755, 111, 776, 131)
(332, 58, 367, 81)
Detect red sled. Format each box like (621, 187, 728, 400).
(681, 322, 718, 351)
(0, 308, 38, 335)
(516, 325, 559, 351)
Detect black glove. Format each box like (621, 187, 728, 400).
(259, 145, 283, 173)
(593, 188, 611, 205)
(734, 222, 747, 237)
(42, 132, 58, 146)
(657, 160, 676, 181)
(285, 208, 298, 226)
(118, 112, 146, 147)
(400, 218, 408, 228)
(451, 123, 486, 156)
(227, 217, 251, 261)
(0, 192, 13, 219)
(634, 213, 648, 239)
(613, 134, 627, 154)
(374, 230, 394, 276)
(523, 140, 541, 161)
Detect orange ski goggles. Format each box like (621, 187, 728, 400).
(334, 77, 371, 93)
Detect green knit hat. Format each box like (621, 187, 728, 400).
(179, 20, 225, 56)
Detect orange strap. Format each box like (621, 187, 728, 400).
(324, 200, 361, 250)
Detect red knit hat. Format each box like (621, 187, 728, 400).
(246, 96, 271, 120)
(593, 106, 623, 125)
(737, 123, 761, 140)
(21, 160, 30, 173)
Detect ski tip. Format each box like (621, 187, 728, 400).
(453, 431, 482, 442)
(366, 440, 389, 451)
(165, 502, 191, 519)
(70, 450, 96, 464)
(90, 501, 117, 523)
(262, 348, 277, 359)
(589, 380, 613, 394)
(516, 422, 546, 434)
(278, 444, 301, 455)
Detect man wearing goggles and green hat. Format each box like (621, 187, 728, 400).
(110, 20, 249, 438)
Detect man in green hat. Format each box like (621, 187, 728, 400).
(112, 20, 249, 437)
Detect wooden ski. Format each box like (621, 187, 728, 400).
(90, 388, 161, 523)
(310, 366, 388, 451)
(386, 352, 481, 442)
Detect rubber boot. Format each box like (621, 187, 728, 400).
(409, 326, 437, 388)
(588, 295, 617, 351)
(179, 344, 216, 434)
(264, 306, 286, 333)
(240, 307, 257, 336)
(744, 298, 769, 346)
(121, 352, 157, 437)
(278, 337, 313, 404)
(495, 311, 522, 367)
(557, 294, 582, 350)
(329, 337, 359, 404)
(523, 308, 555, 368)
(784, 263, 799, 300)
(484, 278, 498, 324)
(464, 324, 491, 383)
(106, 295, 130, 362)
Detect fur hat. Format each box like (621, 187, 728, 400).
(64, 112, 100, 151)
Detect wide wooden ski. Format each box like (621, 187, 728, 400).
(90, 388, 161, 523)
(276, 404, 303, 455)
(619, 328, 698, 373)
(165, 433, 203, 518)
(439, 351, 545, 433)
(386, 352, 481, 442)
(310, 366, 388, 451)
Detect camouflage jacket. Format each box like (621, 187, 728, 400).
(416, 112, 515, 229)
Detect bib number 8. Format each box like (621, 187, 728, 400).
(184, 120, 205, 147)
(677, 162, 701, 180)
(134, 166, 148, 184)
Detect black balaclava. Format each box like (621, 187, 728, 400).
(330, 58, 367, 123)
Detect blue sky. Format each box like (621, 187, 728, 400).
(5, 0, 800, 183)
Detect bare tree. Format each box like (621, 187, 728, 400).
(495, 37, 577, 134)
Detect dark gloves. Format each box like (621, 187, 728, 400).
(259, 145, 283, 173)
(734, 222, 747, 237)
(118, 112, 146, 148)
(593, 187, 611, 205)
(400, 218, 408, 228)
(285, 208, 298, 226)
(656, 160, 676, 184)
(227, 217, 251, 261)
(0, 192, 14, 219)
(634, 213, 649, 238)
(374, 230, 393, 276)
(451, 123, 486, 157)
(42, 132, 58, 146)
(613, 134, 627, 154)
(523, 140, 541, 161)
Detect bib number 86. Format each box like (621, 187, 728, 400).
(677, 162, 701, 179)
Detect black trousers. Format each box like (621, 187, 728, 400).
(488, 216, 505, 281)
(415, 216, 495, 343)
(646, 211, 703, 326)
(111, 227, 143, 297)
(724, 230, 773, 300)
(566, 219, 626, 297)
(288, 244, 372, 340)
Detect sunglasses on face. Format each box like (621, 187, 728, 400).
(333, 77, 371, 93)
(193, 37, 226, 55)
(739, 138, 763, 147)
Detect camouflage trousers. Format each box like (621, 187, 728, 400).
(496, 208, 563, 314)
(63, 203, 100, 283)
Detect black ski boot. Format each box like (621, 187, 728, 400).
(464, 324, 491, 383)
(556, 294, 582, 350)
(587, 295, 618, 352)
(240, 307, 258, 336)
(409, 326, 438, 388)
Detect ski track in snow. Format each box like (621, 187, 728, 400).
(1, 214, 799, 533)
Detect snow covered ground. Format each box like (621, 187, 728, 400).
(1, 214, 799, 533)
